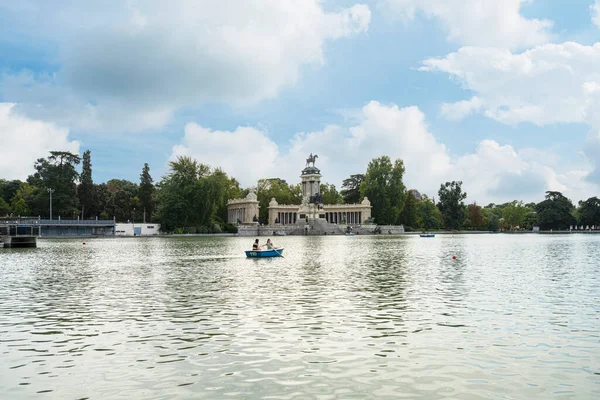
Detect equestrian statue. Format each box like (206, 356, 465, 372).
(305, 153, 318, 168)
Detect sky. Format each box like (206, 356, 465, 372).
(1, 0, 599, 205)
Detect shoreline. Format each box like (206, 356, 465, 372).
(35, 230, 600, 240)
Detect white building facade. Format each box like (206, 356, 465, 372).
(115, 223, 161, 236)
(227, 154, 372, 227)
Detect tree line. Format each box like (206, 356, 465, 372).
(1, 151, 599, 233)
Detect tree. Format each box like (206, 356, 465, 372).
(320, 183, 343, 205)
(437, 181, 467, 230)
(0, 179, 21, 205)
(535, 191, 575, 230)
(465, 202, 484, 230)
(341, 174, 364, 204)
(102, 179, 140, 222)
(577, 197, 600, 227)
(78, 150, 96, 218)
(256, 178, 301, 224)
(28, 151, 81, 218)
(139, 163, 155, 222)
(399, 190, 418, 229)
(216, 177, 242, 223)
(523, 211, 539, 230)
(0, 197, 10, 216)
(10, 183, 33, 216)
(360, 156, 406, 225)
(502, 200, 527, 230)
(416, 195, 442, 230)
(156, 156, 233, 232)
(482, 207, 501, 232)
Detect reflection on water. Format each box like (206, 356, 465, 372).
(1, 235, 599, 399)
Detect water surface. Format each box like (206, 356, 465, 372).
(1, 235, 599, 399)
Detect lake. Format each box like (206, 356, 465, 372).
(1, 234, 599, 399)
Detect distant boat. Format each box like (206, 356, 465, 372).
(420, 233, 435, 238)
(345, 233, 355, 236)
(245, 248, 285, 258)
(276, 232, 288, 236)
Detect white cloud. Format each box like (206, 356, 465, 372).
(592, 0, 600, 28)
(383, 0, 553, 49)
(171, 101, 596, 203)
(422, 42, 600, 126)
(0, 0, 370, 132)
(170, 124, 280, 187)
(441, 96, 484, 121)
(0, 103, 80, 180)
(421, 41, 600, 184)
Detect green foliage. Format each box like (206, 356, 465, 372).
(100, 179, 140, 222)
(535, 191, 575, 230)
(0, 197, 11, 216)
(577, 197, 600, 226)
(10, 183, 33, 216)
(399, 190, 418, 228)
(465, 202, 484, 230)
(341, 174, 364, 204)
(437, 181, 467, 230)
(523, 211, 539, 230)
(256, 178, 301, 224)
(360, 156, 406, 225)
(416, 195, 442, 230)
(502, 200, 527, 230)
(28, 151, 81, 218)
(139, 163, 155, 222)
(320, 183, 343, 205)
(78, 150, 97, 218)
(0, 179, 21, 205)
(482, 208, 501, 232)
(156, 156, 232, 232)
(222, 222, 239, 233)
(216, 177, 242, 223)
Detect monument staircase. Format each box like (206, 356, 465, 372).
(302, 219, 346, 235)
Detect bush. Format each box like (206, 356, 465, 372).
(223, 223, 238, 233)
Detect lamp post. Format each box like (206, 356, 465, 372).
(47, 188, 55, 220)
(132, 207, 135, 236)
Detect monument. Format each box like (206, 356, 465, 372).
(227, 154, 372, 232)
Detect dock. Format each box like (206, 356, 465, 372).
(0, 223, 39, 248)
(1, 217, 116, 247)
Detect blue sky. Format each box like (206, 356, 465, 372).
(1, 0, 599, 204)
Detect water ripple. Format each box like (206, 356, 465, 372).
(0, 235, 599, 399)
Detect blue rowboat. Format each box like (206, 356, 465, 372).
(245, 248, 285, 258)
(420, 233, 435, 238)
(345, 233, 355, 236)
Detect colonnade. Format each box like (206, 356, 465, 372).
(277, 212, 297, 225)
(325, 211, 362, 225)
(228, 208, 246, 224)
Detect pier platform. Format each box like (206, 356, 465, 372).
(0, 224, 39, 248)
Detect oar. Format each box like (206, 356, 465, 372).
(263, 244, 284, 258)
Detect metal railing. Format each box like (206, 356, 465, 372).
(1, 219, 116, 226)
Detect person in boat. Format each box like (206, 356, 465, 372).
(264, 238, 274, 250)
(252, 238, 260, 250)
